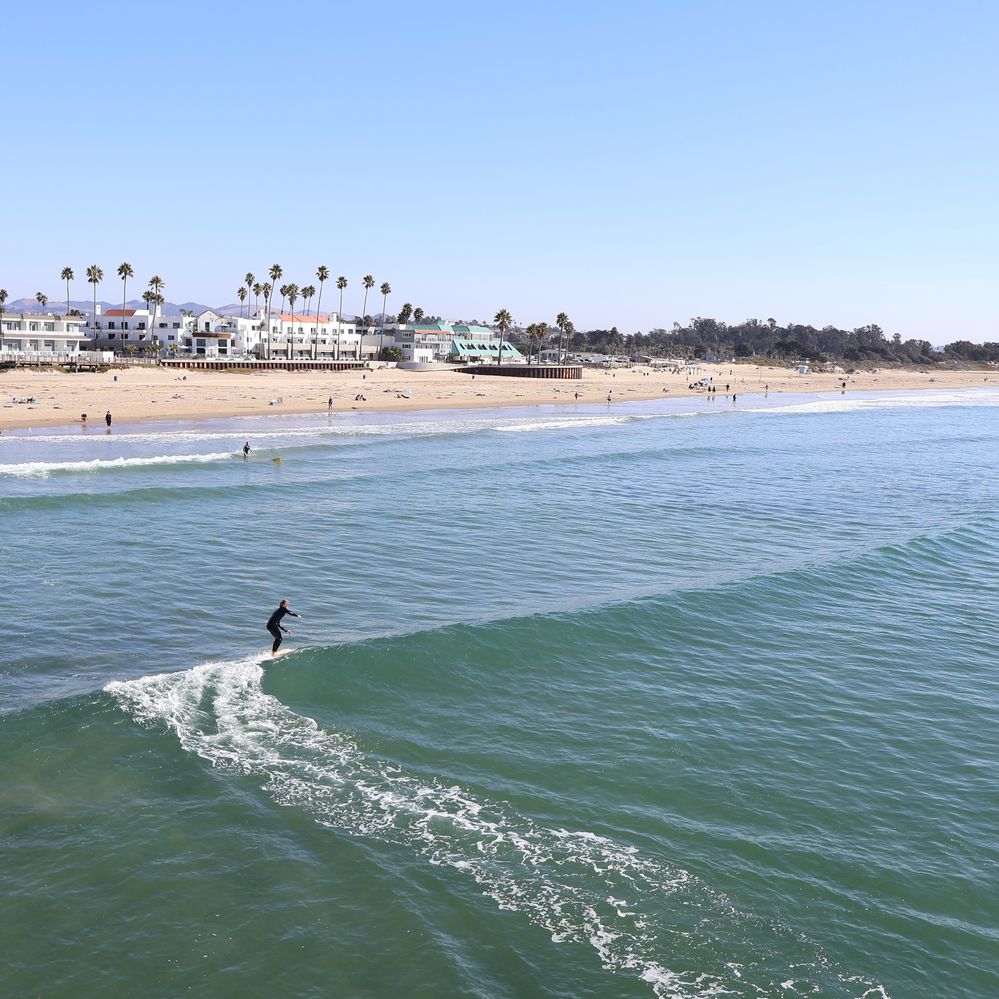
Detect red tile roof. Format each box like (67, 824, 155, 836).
(279, 313, 332, 324)
(106, 308, 139, 317)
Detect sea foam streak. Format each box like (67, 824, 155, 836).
(0, 452, 237, 477)
(496, 417, 630, 432)
(106, 658, 888, 998)
(750, 388, 999, 416)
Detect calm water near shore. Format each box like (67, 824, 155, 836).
(3, 388, 998, 998)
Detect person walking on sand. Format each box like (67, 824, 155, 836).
(328, 396, 333, 413)
(267, 599, 302, 656)
(105, 411, 112, 428)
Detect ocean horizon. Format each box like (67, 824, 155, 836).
(3, 387, 998, 998)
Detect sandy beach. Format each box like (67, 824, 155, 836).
(0, 362, 993, 430)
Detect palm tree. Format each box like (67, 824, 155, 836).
(413, 306, 424, 323)
(86, 265, 104, 338)
(379, 281, 391, 358)
(237, 286, 247, 317)
(252, 282, 262, 318)
(556, 312, 570, 364)
(0, 289, 8, 335)
(36, 292, 49, 311)
(286, 284, 299, 358)
(244, 272, 255, 309)
(361, 275, 375, 317)
(494, 308, 512, 367)
(117, 263, 134, 330)
(300, 283, 315, 358)
(397, 302, 413, 324)
(313, 265, 330, 360)
(524, 323, 537, 364)
(266, 264, 283, 359)
(535, 322, 550, 364)
(261, 282, 272, 358)
(336, 275, 347, 359)
(147, 275, 164, 331)
(60, 267, 74, 315)
(359, 275, 375, 362)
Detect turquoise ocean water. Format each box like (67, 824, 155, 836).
(2, 389, 997, 998)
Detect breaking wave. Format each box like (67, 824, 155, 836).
(0, 452, 237, 477)
(105, 655, 889, 998)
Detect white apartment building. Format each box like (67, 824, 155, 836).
(386, 323, 523, 364)
(0, 312, 88, 354)
(177, 310, 264, 357)
(87, 306, 188, 352)
(256, 313, 376, 361)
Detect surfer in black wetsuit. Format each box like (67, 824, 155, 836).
(267, 600, 301, 656)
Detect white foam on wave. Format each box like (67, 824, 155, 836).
(0, 451, 236, 477)
(749, 389, 999, 417)
(106, 658, 889, 998)
(496, 417, 630, 432)
(0, 421, 480, 447)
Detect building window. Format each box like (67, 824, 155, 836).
(108, 322, 116, 329)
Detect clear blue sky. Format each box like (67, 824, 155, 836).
(3, 0, 998, 339)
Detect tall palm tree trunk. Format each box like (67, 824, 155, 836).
(314, 286, 323, 361)
(337, 288, 344, 361)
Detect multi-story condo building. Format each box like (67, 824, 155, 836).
(0, 312, 89, 355)
(255, 313, 376, 361)
(386, 323, 522, 364)
(85, 306, 188, 352)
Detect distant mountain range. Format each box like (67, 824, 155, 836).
(1, 298, 364, 321)
(2, 298, 220, 317)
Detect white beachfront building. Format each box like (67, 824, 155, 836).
(254, 313, 376, 361)
(0, 312, 89, 355)
(177, 309, 238, 357)
(85, 306, 188, 353)
(385, 323, 523, 364)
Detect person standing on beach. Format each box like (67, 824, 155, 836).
(267, 599, 301, 656)
(328, 396, 333, 413)
(105, 411, 112, 428)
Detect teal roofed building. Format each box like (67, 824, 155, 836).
(387, 323, 523, 364)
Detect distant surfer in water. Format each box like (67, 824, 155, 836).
(267, 599, 301, 656)
(242, 441, 251, 459)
